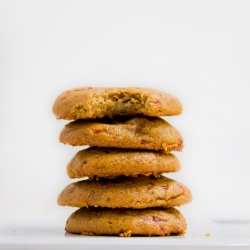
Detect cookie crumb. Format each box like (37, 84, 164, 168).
(44, 209, 50, 215)
(119, 230, 132, 237)
(81, 231, 95, 236)
(205, 233, 211, 237)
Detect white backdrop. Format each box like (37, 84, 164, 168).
(0, 0, 250, 227)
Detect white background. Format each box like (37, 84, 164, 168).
(0, 0, 250, 228)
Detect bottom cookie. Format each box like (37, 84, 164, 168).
(65, 207, 187, 236)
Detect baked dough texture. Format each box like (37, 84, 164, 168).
(67, 147, 181, 179)
(65, 207, 187, 236)
(59, 117, 184, 153)
(57, 175, 192, 209)
(52, 87, 183, 120)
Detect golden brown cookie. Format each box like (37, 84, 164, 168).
(57, 175, 192, 209)
(59, 117, 183, 153)
(67, 147, 181, 179)
(65, 207, 186, 236)
(52, 87, 183, 120)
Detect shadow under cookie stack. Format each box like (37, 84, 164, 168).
(52, 87, 192, 237)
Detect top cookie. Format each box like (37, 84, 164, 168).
(52, 87, 182, 120)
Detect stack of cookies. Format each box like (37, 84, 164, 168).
(52, 87, 192, 236)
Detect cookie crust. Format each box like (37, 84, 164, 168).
(57, 175, 192, 209)
(67, 147, 181, 179)
(65, 207, 187, 236)
(59, 117, 184, 153)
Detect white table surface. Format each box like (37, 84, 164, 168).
(1, 215, 250, 250)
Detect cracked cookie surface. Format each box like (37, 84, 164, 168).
(52, 87, 182, 120)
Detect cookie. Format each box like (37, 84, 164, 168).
(67, 147, 181, 179)
(65, 207, 186, 236)
(59, 117, 183, 153)
(57, 175, 192, 209)
(52, 87, 183, 120)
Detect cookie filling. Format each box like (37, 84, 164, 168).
(73, 93, 157, 119)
